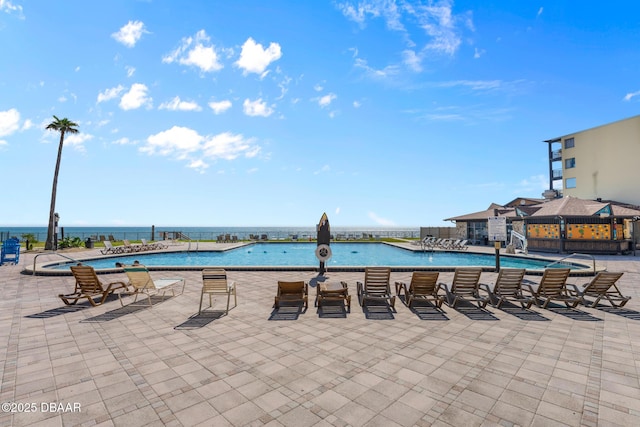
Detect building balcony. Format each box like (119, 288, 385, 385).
(551, 149, 562, 161)
(552, 169, 563, 179)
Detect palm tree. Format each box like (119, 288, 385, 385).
(45, 116, 79, 250)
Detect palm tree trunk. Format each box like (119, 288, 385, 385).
(45, 131, 66, 250)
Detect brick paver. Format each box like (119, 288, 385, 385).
(1, 245, 639, 426)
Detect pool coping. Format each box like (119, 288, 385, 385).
(25, 241, 598, 276)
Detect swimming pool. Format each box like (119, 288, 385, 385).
(46, 242, 586, 271)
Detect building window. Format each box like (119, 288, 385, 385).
(565, 158, 575, 169)
(565, 177, 576, 188)
(564, 137, 575, 148)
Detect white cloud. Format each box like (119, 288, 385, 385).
(112, 20, 148, 48)
(112, 137, 135, 145)
(235, 37, 282, 76)
(537, 7, 544, 17)
(368, 211, 396, 226)
(97, 85, 125, 103)
(338, 0, 471, 74)
(0, 0, 23, 17)
(623, 90, 640, 101)
(188, 159, 209, 173)
(125, 66, 136, 77)
(353, 100, 362, 108)
(141, 127, 261, 167)
(436, 79, 502, 91)
(159, 96, 202, 111)
(163, 30, 223, 73)
(243, 98, 274, 117)
(119, 83, 152, 110)
(64, 133, 93, 152)
(21, 119, 33, 130)
(317, 93, 337, 108)
(208, 100, 232, 114)
(473, 47, 486, 59)
(354, 57, 401, 79)
(141, 126, 203, 157)
(402, 49, 422, 72)
(0, 108, 21, 137)
(335, 207, 341, 215)
(203, 132, 260, 160)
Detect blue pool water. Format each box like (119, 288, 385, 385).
(49, 243, 581, 270)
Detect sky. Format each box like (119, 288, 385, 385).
(1, 0, 639, 228)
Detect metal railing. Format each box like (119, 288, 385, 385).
(544, 252, 597, 273)
(32, 252, 82, 275)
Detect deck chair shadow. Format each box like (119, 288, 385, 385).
(396, 271, 443, 308)
(438, 267, 488, 308)
(524, 268, 581, 309)
(357, 267, 395, 309)
(59, 265, 128, 307)
(274, 281, 308, 310)
(569, 272, 629, 308)
(200, 269, 237, 314)
(101, 240, 124, 255)
(1, 238, 21, 265)
(120, 265, 185, 306)
(480, 268, 529, 308)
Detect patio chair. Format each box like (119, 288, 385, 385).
(120, 265, 186, 306)
(1, 238, 20, 265)
(140, 238, 165, 250)
(200, 269, 237, 314)
(274, 280, 308, 309)
(123, 239, 142, 253)
(568, 271, 629, 308)
(396, 271, 443, 308)
(480, 268, 529, 308)
(59, 265, 129, 306)
(438, 267, 488, 308)
(357, 267, 395, 308)
(523, 268, 580, 309)
(101, 240, 124, 255)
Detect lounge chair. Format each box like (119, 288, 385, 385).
(357, 267, 395, 308)
(101, 240, 124, 255)
(480, 268, 528, 308)
(569, 272, 629, 307)
(140, 238, 166, 250)
(120, 265, 186, 306)
(200, 269, 237, 314)
(274, 280, 308, 309)
(396, 271, 443, 308)
(438, 267, 488, 308)
(59, 265, 128, 306)
(123, 239, 141, 253)
(523, 268, 580, 309)
(1, 238, 20, 265)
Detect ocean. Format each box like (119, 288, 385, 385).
(0, 226, 420, 242)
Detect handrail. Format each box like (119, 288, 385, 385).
(32, 251, 82, 275)
(187, 240, 199, 252)
(544, 252, 596, 273)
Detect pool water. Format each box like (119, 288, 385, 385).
(49, 243, 580, 270)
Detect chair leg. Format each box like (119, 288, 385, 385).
(226, 293, 230, 315)
(199, 291, 205, 314)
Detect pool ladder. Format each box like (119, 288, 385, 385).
(187, 240, 199, 252)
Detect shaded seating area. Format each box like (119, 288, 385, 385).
(438, 267, 488, 308)
(120, 265, 186, 306)
(524, 268, 581, 309)
(395, 271, 443, 308)
(200, 268, 237, 314)
(357, 267, 395, 309)
(569, 271, 630, 308)
(480, 268, 529, 308)
(274, 280, 308, 309)
(1, 237, 20, 265)
(59, 265, 128, 306)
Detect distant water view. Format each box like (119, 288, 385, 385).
(0, 226, 420, 242)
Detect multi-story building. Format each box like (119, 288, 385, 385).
(543, 114, 640, 205)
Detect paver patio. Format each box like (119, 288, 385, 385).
(1, 245, 639, 426)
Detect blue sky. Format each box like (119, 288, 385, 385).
(1, 0, 639, 228)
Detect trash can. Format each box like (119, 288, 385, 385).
(85, 238, 94, 249)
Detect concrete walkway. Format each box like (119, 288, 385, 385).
(1, 247, 639, 426)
